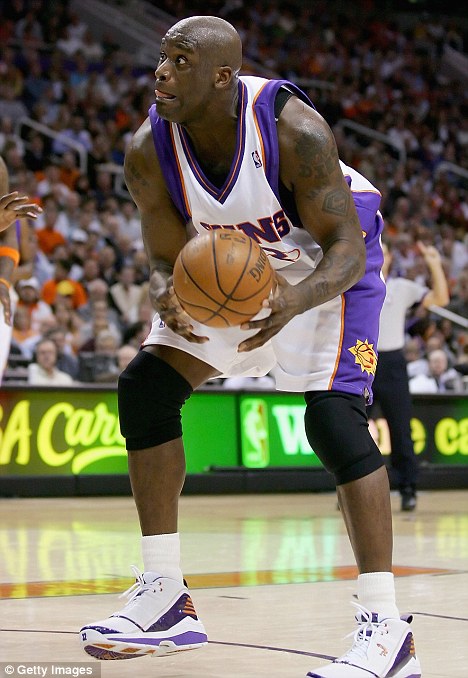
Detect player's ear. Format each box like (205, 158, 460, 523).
(214, 66, 233, 89)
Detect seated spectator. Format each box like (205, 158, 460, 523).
(41, 259, 88, 310)
(447, 268, 468, 322)
(44, 327, 80, 380)
(78, 329, 120, 383)
(10, 305, 41, 361)
(404, 337, 429, 379)
(16, 277, 54, 332)
(77, 278, 120, 326)
(36, 164, 71, 206)
(77, 298, 122, 349)
(28, 338, 74, 386)
(53, 299, 83, 354)
(35, 195, 67, 256)
(409, 349, 463, 393)
(110, 264, 142, 325)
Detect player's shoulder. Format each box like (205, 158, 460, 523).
(125, 117, 161, 176)
(126, 117, 153, 157)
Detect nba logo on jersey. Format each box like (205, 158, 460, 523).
(252, 150, 262, 168)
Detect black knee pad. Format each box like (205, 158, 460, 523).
(118, 350, 193, 451)
(304, 391, 384, 485)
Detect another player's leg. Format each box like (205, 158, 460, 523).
(304, 392, 421, 678)
(80, 345, 219, 660)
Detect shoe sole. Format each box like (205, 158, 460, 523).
(81, 628, 208, 660)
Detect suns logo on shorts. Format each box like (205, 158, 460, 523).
(348, 339, 377, 375)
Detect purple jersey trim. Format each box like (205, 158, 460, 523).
(148, 104, 191, 223)
(178, 80, 248, 204)
(252, 79, 316, 201)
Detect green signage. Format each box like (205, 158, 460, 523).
(240, 395, 322, 468)
(239, 393, 468, 469)
(0, 389, 238, 476)
(0, 388, 466, 478)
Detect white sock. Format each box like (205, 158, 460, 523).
(357, 572, 400, 619)
(141, 533, 183, 583)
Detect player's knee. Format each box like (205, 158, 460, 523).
(304, 391, 384, 485)
(118, 351, 193, 451)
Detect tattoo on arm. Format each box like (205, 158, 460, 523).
(126, 161, 151, 198)
(295, 130, 338, 181)
(322, 188, 350, 216)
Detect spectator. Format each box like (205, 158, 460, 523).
(78, 329, 120, 383)
(16, 277, 54, 332)
(110, 264, 142, 325)
(10, 305, 41, 360)
(35, 195, 67, 256)
(409, 349, 463, 393)
(41, 259, 88, 309)
(44, 327, 80, 380)
(27, 338, 74, 386)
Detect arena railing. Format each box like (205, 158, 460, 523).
(15, 117, 88, 175)
(335, 119, 407, 164)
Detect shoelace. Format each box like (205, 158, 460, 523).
(119, 565, 156, 604)
(339, 602, 388, 663)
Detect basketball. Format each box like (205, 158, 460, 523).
(173, 230, 274, 328)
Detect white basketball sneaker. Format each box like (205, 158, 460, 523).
(80, 567, 207, 660)
(307, 603, 421, 677)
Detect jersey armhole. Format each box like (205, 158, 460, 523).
(274, 86, 294, 122)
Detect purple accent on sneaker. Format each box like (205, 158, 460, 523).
(389, 632, 413, 673)
(81, 625, 123, 635)
(107, 630, 207, 647)
(146, 594, 197, 632)
(400, 614, 413, 623)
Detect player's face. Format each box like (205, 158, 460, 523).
(154, 30, 216, 124)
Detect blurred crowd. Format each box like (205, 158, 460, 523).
(0, 0, 466, 390)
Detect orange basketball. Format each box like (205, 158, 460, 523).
(173, 230, 274, 328)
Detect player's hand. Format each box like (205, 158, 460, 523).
(238, 272, 303, 351)
(0, 192, 42, 233)
(0, 279, 12, 325)
(153, 281, 209, 344)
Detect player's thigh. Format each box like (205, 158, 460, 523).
(144, 344, 220, 390)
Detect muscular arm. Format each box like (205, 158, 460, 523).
(278, 97, 366, 312)
(124, 119, 207, 341)
(239, 98, 366, 351)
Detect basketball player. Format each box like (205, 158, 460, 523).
(0, 156, 42, 383)
(80, 17, 421, 677)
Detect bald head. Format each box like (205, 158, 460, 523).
(165, 16, 242, 73)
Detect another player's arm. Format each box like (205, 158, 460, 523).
(0, 158, 19, 325)
(124, 120, 208, 342)
(239, 98, 366, 351)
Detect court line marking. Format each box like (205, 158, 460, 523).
(0, 628, 335, 660)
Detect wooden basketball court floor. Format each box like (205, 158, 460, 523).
(1, 490, 467, 677)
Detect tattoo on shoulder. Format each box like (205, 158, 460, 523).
(295, 130, 337, 182)
(126, 161, 150, 189)
(322, 188, 350, 216)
